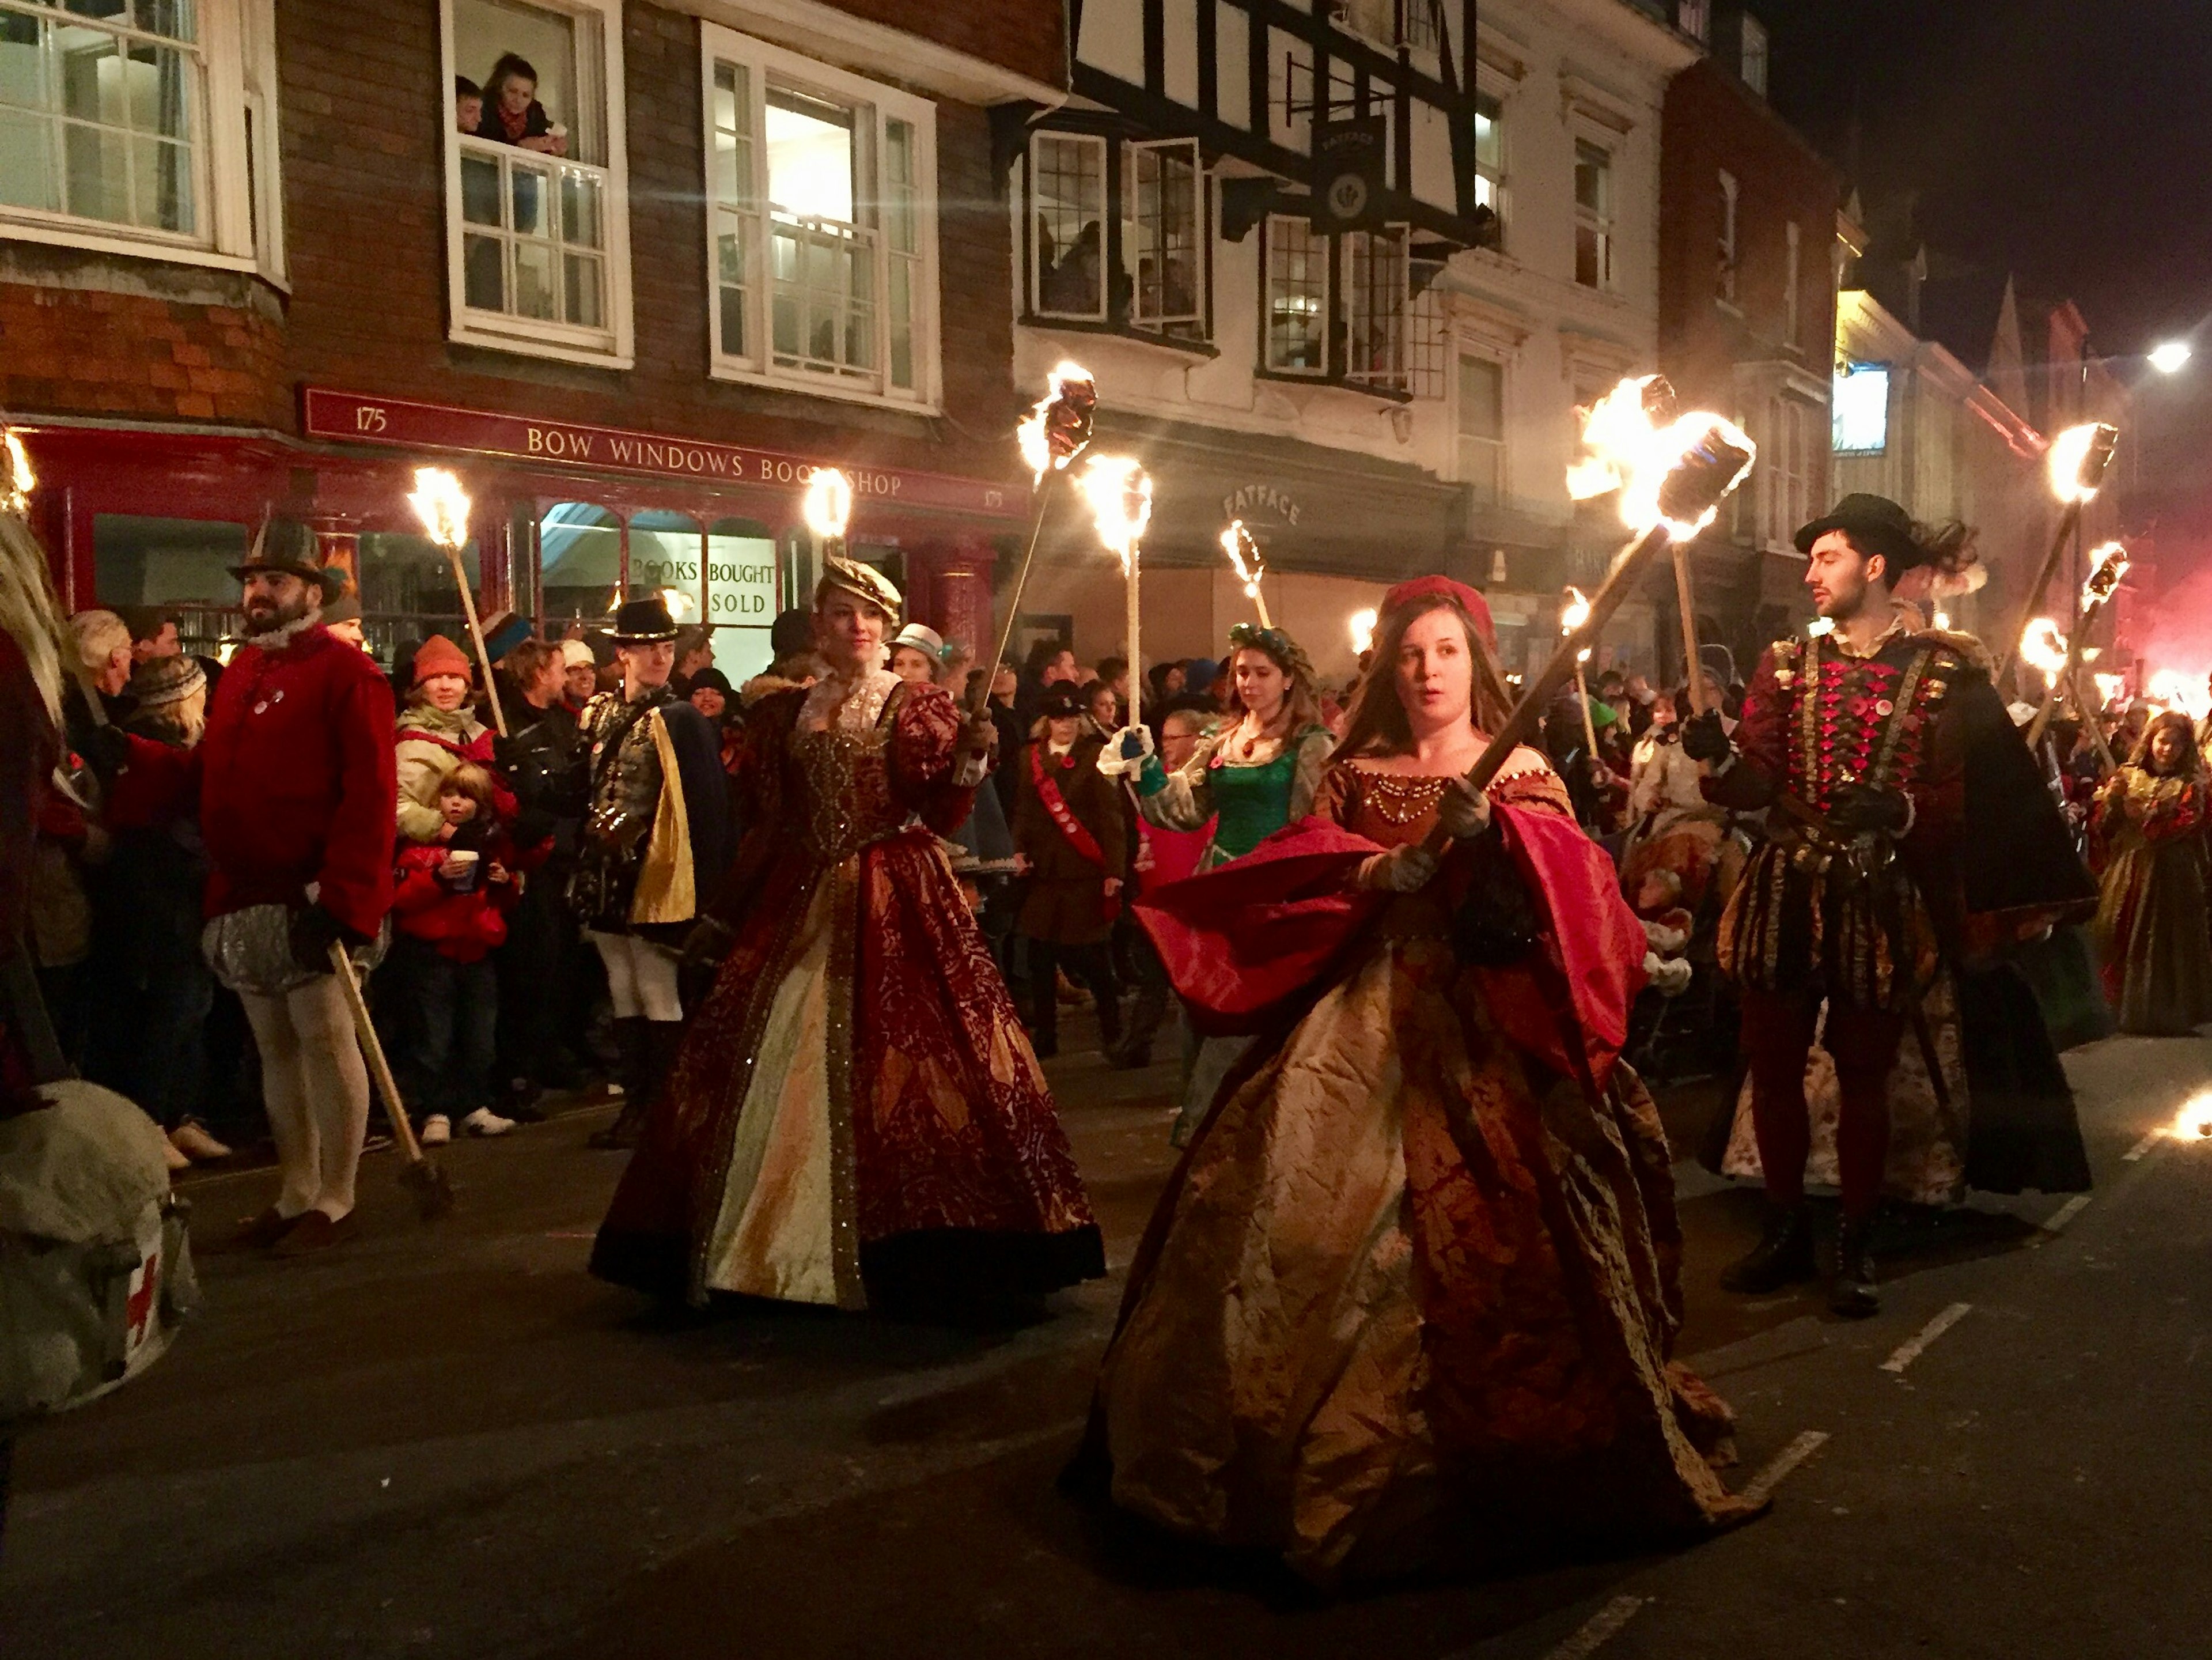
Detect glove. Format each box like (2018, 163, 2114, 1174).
(1434, 776, 1493, 840)
(288, 902, 365, 975)
(957, 710, 998, 761)
(1097, 723, 1154, 780)
(1680, 710, 1732, 763)
(1357, 844, 1440, 893)
(680, 916, 735, 974)
(1828, 784, 1911, 836)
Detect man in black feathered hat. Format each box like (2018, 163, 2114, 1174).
(1684, 494, 2094, 1317)
(560, 593, 732, 1147)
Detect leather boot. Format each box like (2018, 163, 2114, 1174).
(588, 1018, 650, 1150)
(1830, 1212, 1880, 1318)
(1095, 989, 1124, 1053)
(640, 1020, 685, 1110)
(1110, 982, 1169, 1069)
(1720, 1201, 1816, 1294)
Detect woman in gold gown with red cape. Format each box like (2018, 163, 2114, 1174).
(1078, 577, 1760, 1587)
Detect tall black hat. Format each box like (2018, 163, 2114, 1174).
(610, 595, 679, 644)
(1794, 494, 1922, 573)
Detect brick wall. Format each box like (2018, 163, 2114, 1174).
(816, 0, 1063, 90)
(0, 252, 287, 428)
(276, 0, 1023, 481)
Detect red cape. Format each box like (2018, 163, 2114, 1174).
(1134, 807, 1646, 1092)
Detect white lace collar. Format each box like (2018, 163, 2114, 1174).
(798, 665, 899, 734)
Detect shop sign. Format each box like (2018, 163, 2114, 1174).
(302, 388, 1026, 522)
(1218, 482, 1303, 527)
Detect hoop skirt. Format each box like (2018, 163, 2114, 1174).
(1085, 761, 1760, 1587)
(592, 674, 1103, 1308)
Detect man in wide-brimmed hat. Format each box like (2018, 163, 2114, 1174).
(111, 517, 398, 1254)
(562, 592, 732, 1147)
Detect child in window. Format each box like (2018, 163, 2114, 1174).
(389, 763, 529, 1144)
(478, 52, 567, 157)
(454, 75, 483, 135)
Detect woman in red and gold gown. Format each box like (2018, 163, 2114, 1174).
(1081, 577, 1760, 1587)
(592, 559, 1103, 1311)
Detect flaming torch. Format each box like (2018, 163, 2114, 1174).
(801, 467, 855, 564)
(1995, 421, 2120, 690)
(971, 363, 1097, 713)
(1219, 519, 1272, 629)
(1074, 455, 1153, 723)
(2027, 542, 2129, 750)
(1562, 587, 1602, 761)
(406, 466, 506, 737)
(1, 426, 35, 518)
(1349, 607, 1378, 657)
(1419, 375, 1755, 854)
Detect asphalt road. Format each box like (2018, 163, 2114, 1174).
(3, 1020, 2207, 1660)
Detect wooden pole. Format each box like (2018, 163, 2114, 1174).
(1125, 538, 1141, 725)
(1672, 543, 1707, 716)
(1993, 501, 2084, 693)
(445, 546, 507, 738)
(968, 472, 1063, 717)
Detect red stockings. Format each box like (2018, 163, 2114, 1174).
(1738, 988, 1904, 1219)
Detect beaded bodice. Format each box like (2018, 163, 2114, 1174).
(1768, 632, 1962, 814)
(791, 670, 906, 866)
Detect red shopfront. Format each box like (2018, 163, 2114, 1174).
(19, 388, 1026, 675)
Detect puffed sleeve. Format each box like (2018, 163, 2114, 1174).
(1284, 725, 1335, 823)
(1702, 646, 1788, 811)
(1134, 727, 1220, 831)
(889, 682, 976, 837)
(1312, 760, 1363, 828)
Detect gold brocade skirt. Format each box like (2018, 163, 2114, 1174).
(1093, 927, 1759, 1587)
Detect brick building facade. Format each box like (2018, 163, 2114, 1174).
(1657, 49, 1842, 675)
(1, 0, 1065, 670)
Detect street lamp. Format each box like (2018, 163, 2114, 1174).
(2149, 341, 2192, 376)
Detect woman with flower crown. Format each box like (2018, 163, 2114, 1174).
(1074, 576, 1762, 1588)
(591, 558, 1103, 1315)
(1104, 622, 1334, 1134)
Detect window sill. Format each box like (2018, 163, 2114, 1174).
(707, 358, 942, 416)
(1254, 368, 1414, 404)
(449, 319, 632, 373)
(0, 215, 257, 276)
(1021, 314, 1218, 360)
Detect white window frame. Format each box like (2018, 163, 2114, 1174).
(1764, 394, 1813, 551)
(1124, 136, 1205, 332)
(1717, 169, 1738, 304)
(1677, 0, 1711, 43)
(1473, 87, 1505, 237)
(1456, 350, 1507, 501)
(0, 0, 275, 276)
(1262, 212, 1331, 377)
(1572, 139, 1613, 292)
(1026, 128, 1108, 323)
(440, 0, 634, 369)
(1740, 15, 1770, 99)
(1342, 226, 1409, 392)
(703, 21, 939, 411)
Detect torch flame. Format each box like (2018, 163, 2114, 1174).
(2080, 541, 2130, 608)
(1566, 374, 1757, 540)
(1349, 607, 1377, 656)
(2092, 672, 2126, 709)
(2047, 421, 2120, 505)
(1073, 455, 1152, 569)
(801, 467, 855, 541)
(1221, 520, 1267, 601)
(2020, 617, 2070, 687)
(2146, 668, 2211, 719)
(1562, 586, 1594, 664)
(0, 428, 34, 516)
(407, 466, 472, 551)
(658, 587, 696, 623)
(1016, 360, 1098, 484)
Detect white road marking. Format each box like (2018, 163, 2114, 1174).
(1880, 1302, 1972, 1374)
(1740, 1429, 1830, 1504)
(1539, 1595, 1648, 1660)
(2039, 1194, 2094, 1237)
(2123, 1130, 2162, 1163)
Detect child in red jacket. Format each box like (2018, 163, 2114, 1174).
(387, 763, 524, 1143)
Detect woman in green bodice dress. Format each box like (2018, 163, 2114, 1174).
(1105, 624, 1334, 1142)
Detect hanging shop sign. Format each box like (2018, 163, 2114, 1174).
(301, 388, 1027, 522)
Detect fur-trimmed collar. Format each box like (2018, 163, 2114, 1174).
(243, 608, 324, 653)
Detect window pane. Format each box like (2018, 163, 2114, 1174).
(508, 158, 548, 237)
(559, 167, 599, 247)
(1344, 229, 1404, 388)
(0, 13, 50, 113)
(0, 108, 58, 209)
(462, 231, 504, 310)
(56, 26, 120, 124)
(134, 0, 197, 41)
(513, 238, 555, 319)
(1575, 222, 1602, 289)
(452, 0, 588, 164)
(131, 133, 188, 229)
(1031, 131, 1103, 317)
(93, 513, 244, 607)
(459, 149, 501, 225)
(716, 220, 749, 358)
(1457, 356, 1503, 440)
(1265, 215, 1326, 372)
(538, 502, 621, 625)
(882, 117, 915, 254)
(1574, 142, 1608, 213)
(887, 256, 912, 388)
(126, 42, 191, 141)
(1474, 92, 1501, 172)
(62, 119, 128, 222)
(1130, 141, 1199, 324)
(627, 511, 703, 621)
(766, 85, 854, 224)
(563, 249, 601, 326)
(711, 61, 742, 137)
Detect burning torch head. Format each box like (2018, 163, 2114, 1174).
(1074, 455, 1152, 563)
(1017, 362, 1099, 483)
(1567, 375, 1756, 541)
(1, 426, 33, 518)
(2048, 422, 2120, 504)
(2081, 541, 2130, 608)
(1220, 520, 1267, 598)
